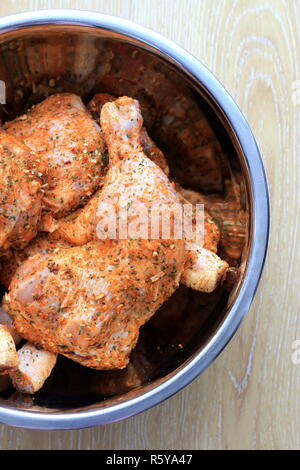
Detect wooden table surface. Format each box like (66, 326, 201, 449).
(0, 0, 299, 450)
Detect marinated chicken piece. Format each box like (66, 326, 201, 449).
(46, 117, 226, 293)
(0, 305, 21, 344)
(5, 205, 226, 296)
(0, 303, 56, 393)
(0, 324, 18, 374)
(180, 182, 247, 262)
(9, 343, 57, 394)
(0, 132, 42, 253)
(88, 93, 170, 175)
(5, 97, 186, 370)
(4, 93, 106, 217)
(0, 374, 11, 393)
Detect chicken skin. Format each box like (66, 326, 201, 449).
(5, 97, 186, 369)
(0, 132, 42, 254)
(4, 93, 106, 217)
(88, 93, 170, 176)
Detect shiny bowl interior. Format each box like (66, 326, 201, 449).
(0, 10, 269, 430)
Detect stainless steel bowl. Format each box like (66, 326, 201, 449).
(0, 10, 269, 430)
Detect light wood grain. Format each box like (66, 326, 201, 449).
(0, 0, 299, 450)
